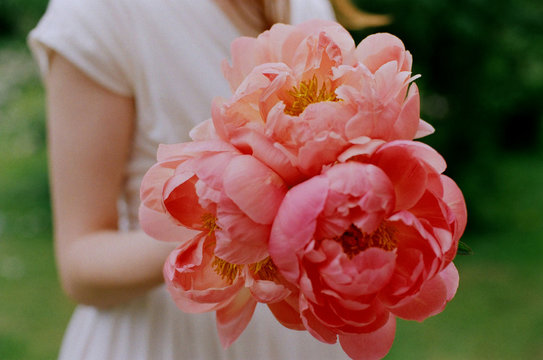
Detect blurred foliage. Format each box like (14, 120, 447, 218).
(0, 39, 73, 359)
(0, 0, 48, 40)
(353, 0, 543, 231)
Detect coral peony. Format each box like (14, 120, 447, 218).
(139, 140, 292, 347)
(162, 233, 290, 348)
(139, 19, 468, 359)
(140, 140, 287, 264)
(212, 19, 433, 181)
(269, 141, 466, 360)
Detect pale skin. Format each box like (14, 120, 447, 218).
(46, 54, 179, 308)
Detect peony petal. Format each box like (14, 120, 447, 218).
(373, 149, 427, 211)
(388, 264, 457, 321)
(379, 246, 427, 307)
(373, 62, 410, 106)
(338, 315, 396, 360)
(166, 275, 242, 314)
(337, 138, 385, 162)
(138, 204, 201, 243)
(333, 64, 372, 90)
(441, 175, 468, 243)
(228, 127, 305, 185)
(163, 173, 208, 229)
(140, 163, 175, 212)
(414, 119, 435, 139)
(383, 140, 447, 174)
(259, 64, 296, 119)
(167, 286, 226, 314)
(393, 83, 420, 140)
(321, 247, 397, 297)
(371, 141, 448, 211)
(325, 162, 393, 201)
(215, 196, 270, 264)
(222, 36, 267, 92)
(440, 262, 460, 302)
(157, 140, 236, 162)
(211, 97, 231, 140)
(183, 282, 246, 308)
(248, 279, 290, 303)
(216, 288, 258, 348)
(299, 295, 338, 344)
(222, 155, 287, 225)
(189, 152, 237, 191)
(155, 143, 190, 162)
(295, 19, 356, 60)
(163, 236, 202, 283)
(355, 32, 411, 73)
(269, 176, 329, 283)
(267, 298, 305, 330)
(408, 190, 451, 230)
(164, 236, 244, 313)
(291, 31, 342, 78)
(325, 295, 390, 332)
(297, 132, 348, 176)
(139, 161, 203, 241)
(189, 118, 219, 141)
(390, 212, 445, 269)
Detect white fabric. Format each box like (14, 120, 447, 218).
(29, 0, 348, 359)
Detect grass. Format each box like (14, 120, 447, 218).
(388, 234, 543, 359)
(0, 227, 74, 360)
(0, 41, 74, 360)
(385, 153, 543, 359)
(1, 41, 542, 360)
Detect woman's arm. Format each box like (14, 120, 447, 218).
(46, 54, 180, 308)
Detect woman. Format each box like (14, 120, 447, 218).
(29, 0, 362, 358)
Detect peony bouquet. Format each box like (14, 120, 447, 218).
(139, 20, 467, 360)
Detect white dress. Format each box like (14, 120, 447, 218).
(29, 0, 348, 358)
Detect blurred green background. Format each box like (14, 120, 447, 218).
(0, 0, 542, 359)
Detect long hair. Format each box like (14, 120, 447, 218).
(328, 0, 391, 29)
(262, 0, 390, 30)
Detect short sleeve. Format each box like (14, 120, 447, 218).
(28, 0, 134, 96)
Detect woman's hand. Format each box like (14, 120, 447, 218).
(46, 54, 180, 308)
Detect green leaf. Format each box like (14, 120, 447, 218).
(457, 241, 473, 256)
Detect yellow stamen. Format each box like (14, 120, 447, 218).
(211, 256, 279, 284)
(212, 257, 243, 284)
(284, 75, 340, 116)
(201, 213, 219, 235)
(249, 257, 277, 281)
(336, 223, 397, 258)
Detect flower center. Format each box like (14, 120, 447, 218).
(335, 223, 397, 258)
(284, 75, 340, 116)
(212, 257, 243, 284)
(212, 256, 278, 284)
(202, 213, 219, 234)
(249, 257, 277, 281)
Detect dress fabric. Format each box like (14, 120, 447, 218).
(29, 0, 349, 358)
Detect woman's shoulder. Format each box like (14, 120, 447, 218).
(27, 0, 151, 96)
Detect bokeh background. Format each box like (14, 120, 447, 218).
(1, 0, 542, 359)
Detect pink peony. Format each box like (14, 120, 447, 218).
(138, 19, 468, 358)
(268, 141, 466, 360)
(162, 233, 291, 348)
(139, 140, 292, 346)
(140, 140, 288, 264)
(212, 19, 433, 181)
